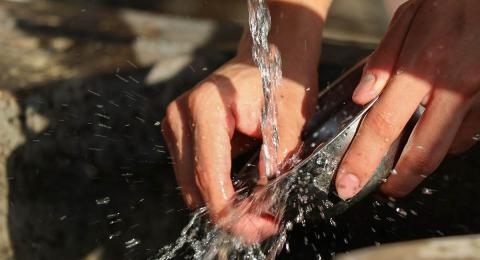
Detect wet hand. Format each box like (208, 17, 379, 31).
(336, 0, 480, 200)
(161, 54, 318, 243)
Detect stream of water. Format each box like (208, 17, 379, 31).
(247, 0, 282, 180)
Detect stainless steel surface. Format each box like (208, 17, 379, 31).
(236, 58, 422, 220)
(292, 58, 410, 218)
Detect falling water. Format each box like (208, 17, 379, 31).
(247, 0, 282, 179)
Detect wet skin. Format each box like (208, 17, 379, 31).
(161, 0, 330, 243)
(336, 0, 480, 199)
(162, 0, 480, 243)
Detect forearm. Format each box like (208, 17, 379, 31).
(238, 0, 333, 71)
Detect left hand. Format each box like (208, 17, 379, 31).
(335, 0, 480, 200)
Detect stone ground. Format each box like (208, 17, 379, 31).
(0, 1, 478, 260)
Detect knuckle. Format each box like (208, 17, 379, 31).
(187, 84, 216, 112)
(367, 111, 399, 142)
(397, 0, 421, 13)
(457, 74, 480, 96)
(163, 101, 181, 127)
(164, 102, 177, 119)
(402, 150, 437, 176)
(397, 1, 413, 13)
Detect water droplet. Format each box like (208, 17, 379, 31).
(329, 218, 336, 227)
(473, 133, 480, 141)
(415, 145, 426, 151)
(284, 222, 294, 231)
(107, 212, 120, 219)
(96, 196, 110, 205)
(422, 187, 435, 195)
(396, 207, 408, 217)
(390, 169, 398, 175)
(109, 231, 121, 239)
(109, 218, 122, 225)
(125, 238, 141, 249)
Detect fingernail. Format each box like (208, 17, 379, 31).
(353, 73, 377, 100)
(337, 173, 361, 200)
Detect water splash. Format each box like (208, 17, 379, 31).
(152, 149, 342, 259)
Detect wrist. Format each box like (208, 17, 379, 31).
(237, 0, 331, 73)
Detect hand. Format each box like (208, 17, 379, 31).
(161, 55, 318, 242)
(336, 0, 480, 200)
(161, 0, 330, 243)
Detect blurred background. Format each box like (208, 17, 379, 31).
(0, 0, 478, 259)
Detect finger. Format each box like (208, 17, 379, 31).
(189, 92, 236, 218)
(450, 94, 480, 154)
(229, 214, 278, 244)
(336, 73, 430, 200)
(190, 89, 277, 242)
(222, 198, 279, 244)
(162, 98, 203, 208)
(353, 0, 421, 105)
(381, 88, 471, 197)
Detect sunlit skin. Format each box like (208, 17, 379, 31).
(162, 0, 480, 243)
(162, 0, 330, 243)
(336, 0, 480, 199)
